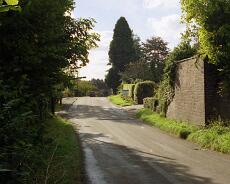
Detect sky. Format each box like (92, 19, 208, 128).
(73, 0, 185, 80)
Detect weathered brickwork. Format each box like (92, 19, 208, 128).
(166, 57, 230, 125)
(167, 57, 206, 125)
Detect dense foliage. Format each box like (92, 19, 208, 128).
(105, 67, 121, 94)
(106, 17, 136, 93)
(134, 81, 155, 104)
(142, 36, 169, 82)
(108, 17, 137, 70)
(155, 41, 197, 115)
(91, 78, 110, 96)
(143, 97, 158, 112)
(64, 79, 110, 97)
(74, 80, 97, 97)
(0, 0, 98, 182)
(0, 0, 20, 12)
(121, 36, 169, 83)
(181, 0, 230, 94)
(120, 59, 152, 83)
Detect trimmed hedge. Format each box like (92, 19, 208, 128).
(134, 81, 155, 104)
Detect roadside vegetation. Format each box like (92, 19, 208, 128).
(64, 79, 110, 97)
(137, 109, 230, 154)
(0, 0, 98, 183)
(137, 109, 198, 139)
(108, 94, 134, 107)
(23, 116, 84, 184)
(188, 125, 230, 154)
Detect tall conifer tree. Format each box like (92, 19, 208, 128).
(109, 17, 136, 70)
(106, 17, 136, 92)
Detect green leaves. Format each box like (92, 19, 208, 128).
(106, 17, 136, 92)
(181, 0, 230, 93)
(0, 0, 20, 12)
(5, 0, 18, 5)
(0, 0, 99, 182)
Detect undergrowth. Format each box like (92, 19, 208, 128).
(22, 116, 83, 184)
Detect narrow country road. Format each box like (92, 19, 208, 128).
(62, 97, 230, 184)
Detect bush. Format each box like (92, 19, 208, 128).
(143, 97, 159, 111)
(134, 81, 155, 104)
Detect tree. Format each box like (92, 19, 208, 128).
(75, 80, 97, 96)
(106, 17, 137, 92)
(142, 36, 169, 82)
(105, 67, 121, 94)
(108, 17, 137, 70)
(91, 78, 110, 96)
(0, 0, 99, 182)
(132, 34, 143, 61)
(121, 59, 152, 83)
(181, 0, 230, 93)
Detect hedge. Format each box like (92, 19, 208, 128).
(134, 81, 155, 104)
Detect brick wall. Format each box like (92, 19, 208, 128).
(166, 57, 230, 125)
(166, 57, 206, 126)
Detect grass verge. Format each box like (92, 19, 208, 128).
(44, 116, 83, 183)
(137, 109, 230, 154)
(136, 109, 198, 139)
(108, 94, 134, 107)
(188, 125, 230, 154)
(27, 116, 84, 184)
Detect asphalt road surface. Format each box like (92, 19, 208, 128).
(62, 97, 230, 184)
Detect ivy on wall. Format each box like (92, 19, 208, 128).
(155, 41, 197, 116)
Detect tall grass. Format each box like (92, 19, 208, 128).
(25, 116, 84, 184)
(136, 109, 198, 139)
(137, 109, 230, 154)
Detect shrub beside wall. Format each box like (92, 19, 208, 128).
(143, 97, 159, 111)
(134, 81, 155, 104)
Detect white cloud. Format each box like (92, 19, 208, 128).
(143, 0, 179, 9)
(79, 31, 113, 80)
(147, 14, 185, 48)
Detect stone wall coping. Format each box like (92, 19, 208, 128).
(175, 55, 199, 64)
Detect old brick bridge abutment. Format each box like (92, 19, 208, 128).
(167, 57, 230, 126)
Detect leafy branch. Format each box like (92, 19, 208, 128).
(0, 0, 20, 12)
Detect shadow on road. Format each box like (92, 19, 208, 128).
(79, 132, 217, 184)
(57, 100, 219, 184)
(59, 104, 140, 123)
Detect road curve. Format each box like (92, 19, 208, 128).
(63, 97, 230, 184)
